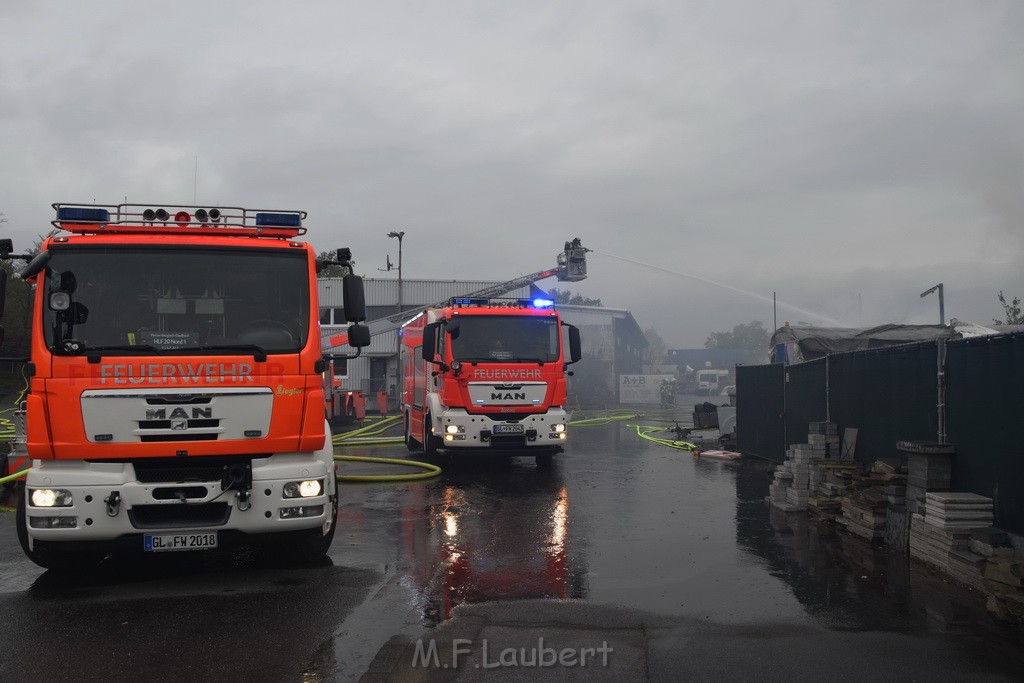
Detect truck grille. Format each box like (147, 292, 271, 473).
(140, 433, 219, 442)
(131, 457, 257, 483)
(128, 502, 231, 529)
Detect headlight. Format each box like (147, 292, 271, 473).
(445, 425, 465, 435)
(283, 480, 323, 499)
(30, 488, 73, 507)
(551, 423, 566, 433)
(49, 292, 71, 311)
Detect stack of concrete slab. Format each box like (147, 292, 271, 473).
(808, 421, 840, 458)
(924, 492, 993, 530)
(910, 492, 993, 590)
(768, 443, 818, 512)
(898, 441, 956, 515)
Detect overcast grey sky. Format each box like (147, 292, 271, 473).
(2, 1, 1021, 347)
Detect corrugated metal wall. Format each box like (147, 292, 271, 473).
(735, 363, 784, 461)
(736, 331, 1024, 534)
(945, 333, 1024, 537)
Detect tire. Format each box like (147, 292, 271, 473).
(292, 494, 339, 565)
(423, 412, 440, 456)
(16, 491, 104, 571)
(405, 415, 420, 452)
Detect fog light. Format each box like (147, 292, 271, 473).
(31, 488, 73, 507)
(283, 480, 323, 499)
(558, 432, 567, 440)
(29, 516, 78, 529)
(444, 434, 454, 442)
(279, 505, 325, 519)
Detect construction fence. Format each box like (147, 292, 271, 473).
(736, 331, 1024, 535)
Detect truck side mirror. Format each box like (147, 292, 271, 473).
(421, 322, 439, 362)
(342, 274, 366, 323)
(347, 323, 370, 348)
(21, 251, 51, 281)
(567, 325, 582, 364)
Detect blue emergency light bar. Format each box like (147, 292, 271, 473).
(255, 212, 302, 227)
(57, 207, 111, 223)
(448, 297, 557, 309)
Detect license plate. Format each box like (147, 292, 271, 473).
(492, 424, 524, 434)
(144, 532, 218, 552)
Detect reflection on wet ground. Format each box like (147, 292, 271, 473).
(5, 416, 1024, 677)
(337, 418, 1024, 664)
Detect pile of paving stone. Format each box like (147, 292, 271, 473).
(768, 442, 820, 512)
(835, 460, 907, 543)
(768, 429, 1024, 619)
(975, 528, 1024, 623)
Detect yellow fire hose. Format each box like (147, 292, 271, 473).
(628, 424, 700, 453)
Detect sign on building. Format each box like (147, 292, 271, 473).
(619, 374, 675, 404)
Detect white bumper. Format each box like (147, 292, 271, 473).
(23, 452, 333, 546)
(434, 407, 569, 449)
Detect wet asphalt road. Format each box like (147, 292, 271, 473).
(2, 410, 1024, 681)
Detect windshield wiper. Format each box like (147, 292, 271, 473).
(193, 344, 269, 362)
(80, 344, 165, 361)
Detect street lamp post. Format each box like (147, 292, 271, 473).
(920, 283, 945, 325)
(387, 231, 405, 313)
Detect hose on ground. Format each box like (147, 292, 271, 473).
(628, 424, 699, 453)
(334, 455, 441, 483)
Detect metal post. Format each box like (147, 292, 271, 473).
(920, 283, 945, 325)
(938, 283, 945, 326)
(387, 230, 405, 313)
(937, 339, 947, 445)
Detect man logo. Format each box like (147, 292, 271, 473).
(146, 407, 213, 420)
(171, 419, 188, 431)
(491, 392, 527, 401)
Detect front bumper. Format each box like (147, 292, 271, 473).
(22, 454, 332, 546)
(435, 407, 569, 449)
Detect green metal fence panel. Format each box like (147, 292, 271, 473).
(783, 358, 827, 448)
(828, 343, 937, 463)
(946, 333, 1024, 534)
(736, 363, 785, 461)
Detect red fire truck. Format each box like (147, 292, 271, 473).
(400, 297, 582, 465)
(0, 202, 369, 569)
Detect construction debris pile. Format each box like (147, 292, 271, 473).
(766, 422, 1024, 626)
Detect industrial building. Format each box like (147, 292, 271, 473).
(319, 278, 646, 410)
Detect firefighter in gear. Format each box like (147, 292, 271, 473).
(660, 377, 677, 409)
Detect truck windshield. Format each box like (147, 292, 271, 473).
(41, 246, 310, 355)
(449, 315, 560, 363)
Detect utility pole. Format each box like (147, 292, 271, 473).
(920, 283, 945, 325)
(387, 230, 405, 313)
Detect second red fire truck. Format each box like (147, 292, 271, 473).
(400, 297, 582, 465)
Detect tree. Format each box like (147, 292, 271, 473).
(642, 327, 668, 365)
(315, 250, 349, 278)
(547, 287, 603, 306)
(992, 291, 1024, 325)
(705, 320, 770, 363)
